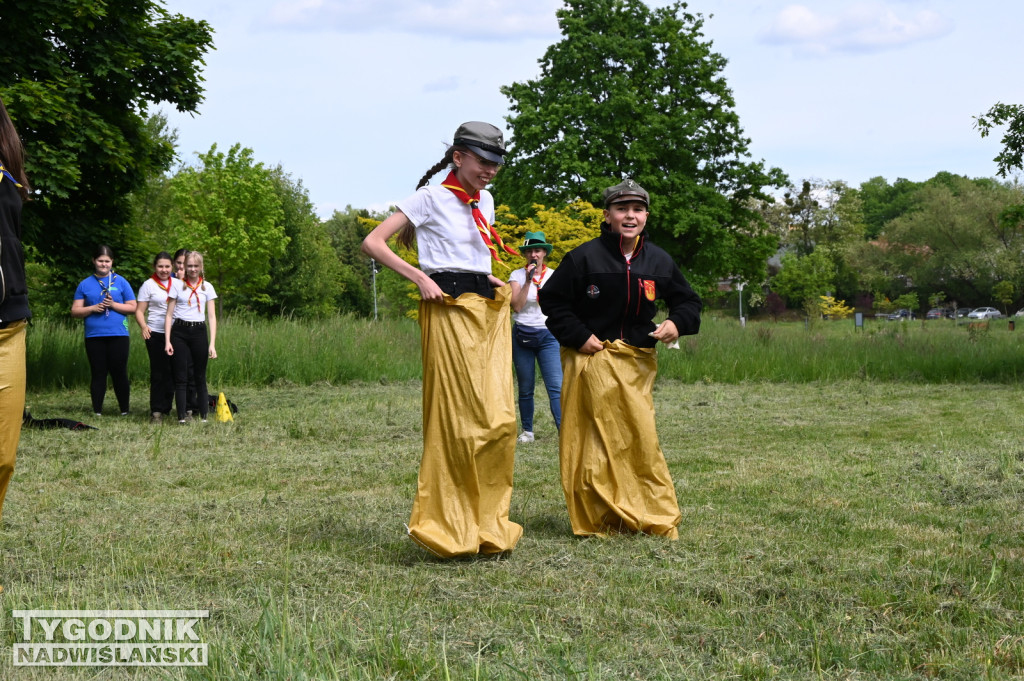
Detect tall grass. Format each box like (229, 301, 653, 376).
(660, 315, 1024, 383)
(25, 313, 1024, 390)
(26, 314, 422, 390)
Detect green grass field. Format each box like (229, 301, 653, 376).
(4, 367, 1024, 678)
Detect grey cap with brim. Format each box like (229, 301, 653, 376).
(603, 178, 650, 207)
(453, 121, 507, 165)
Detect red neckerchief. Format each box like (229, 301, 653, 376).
(531, 263, 547, 287)
(151, 274, 172, 301)
(183, 277, 204, 309)
(440, 171, 518, 263)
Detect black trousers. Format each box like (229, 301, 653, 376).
(84, 336, 131, 414)
(145, 332, 174, 414)
(429, 272, 495, 299)
(170, 322, 210, 420)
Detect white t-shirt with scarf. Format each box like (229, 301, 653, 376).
(170, 278, 217, 322)
(396, 184, 494, 276)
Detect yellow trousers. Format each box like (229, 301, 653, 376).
(408, 287, 522, 557)
(0, 320, 27, 520)
(559, 341, 680, 538)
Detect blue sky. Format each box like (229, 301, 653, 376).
(159, 0, 1024, 218)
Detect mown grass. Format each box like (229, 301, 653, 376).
(3, 379, 1024, 679)
(25, 314, 1024, 392)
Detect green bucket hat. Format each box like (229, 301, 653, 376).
(520, 231, 553, 255)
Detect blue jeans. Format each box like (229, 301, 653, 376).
(512, 325, 562, 431)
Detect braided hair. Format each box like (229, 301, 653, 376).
(396, 146, 466, 249)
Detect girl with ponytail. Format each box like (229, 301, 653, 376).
(361, 122, 522, 558)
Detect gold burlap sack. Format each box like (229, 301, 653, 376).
(408, 286, 522, 557)
(559, 340, 680, 539)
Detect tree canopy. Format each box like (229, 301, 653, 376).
(495, 0, 787, 289)
(0, 0, 213, 288)
(975, 103, 1024, 177)
(167, 144, 287, 305)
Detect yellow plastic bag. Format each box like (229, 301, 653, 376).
(407, 286, 522, 557)
(215, 392, 234, 423)
(558, 340, 680, 539)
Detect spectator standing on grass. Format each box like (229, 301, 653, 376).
(0, 94, 31, 522)
(135, 252, 177, 424)
(508, 231, 562, 443)
(164, 250, 218, 424)
(173, 247, 199, 416)
(539, 179, 702, 539)
(71, 245, 137, 416)
(361, 121, 522, 558)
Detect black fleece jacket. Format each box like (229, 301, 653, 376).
(539, 224, 701, 350)
(0, 173, 30, 326)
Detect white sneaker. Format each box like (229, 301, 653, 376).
(517, 431, 534, 443)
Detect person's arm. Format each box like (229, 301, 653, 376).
(70, 297, 102, 319)
(510, 280, 528, 312)
(661, 262, 702, 340)
(207, 299, 217, 359)
(361, 211, 445, 302)
(164, 298, 176, 356)
(108, 297, 137, 316)
(135, 301, 151, 340)
(509, 268, 531, 312)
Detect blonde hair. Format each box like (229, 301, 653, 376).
(185, 250, 208, 290)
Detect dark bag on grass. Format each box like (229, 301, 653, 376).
(23, 410, 97, 431)
(207, 393, 238, 414)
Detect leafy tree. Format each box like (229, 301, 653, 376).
(760, 179, 866, 301)
(263, 170, 351, 317)
(891, 293, 920, 315)
(994, 280, 1015, 315)
(817, 295, 853, 320)
(856, 176, 921, 239)
(762, 292, 787, 321)
(770, 249, 837, 309)
(851, 175, 1024, 306)
(975, 103, 1024, 177)
(494, 200, 605, 270)
(495, 0, 787, 290)
(0, 0, 212, 290)
(323, 206, 388, 317)
(167, 144, 287, 306)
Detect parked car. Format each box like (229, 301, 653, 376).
(925, 308, 946, 319)
(887, 308, 914, 321)
(953, 307, 973, 318)
(967, 307, 1002, 319)
(1015, 308, 1024, 317)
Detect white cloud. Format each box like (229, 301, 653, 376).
(263, 0, 561, 40)
(763, 2, 953, 55)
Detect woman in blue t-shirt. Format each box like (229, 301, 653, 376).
(71, 245, 137, 415)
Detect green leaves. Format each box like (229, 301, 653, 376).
(169, 144, 287, 306)
(495, 0, 786, 291)
(0, 0, 213, 289)
(975, 102, 1024, 178)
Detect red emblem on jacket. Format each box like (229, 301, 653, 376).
(642, 279, 656, 301)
